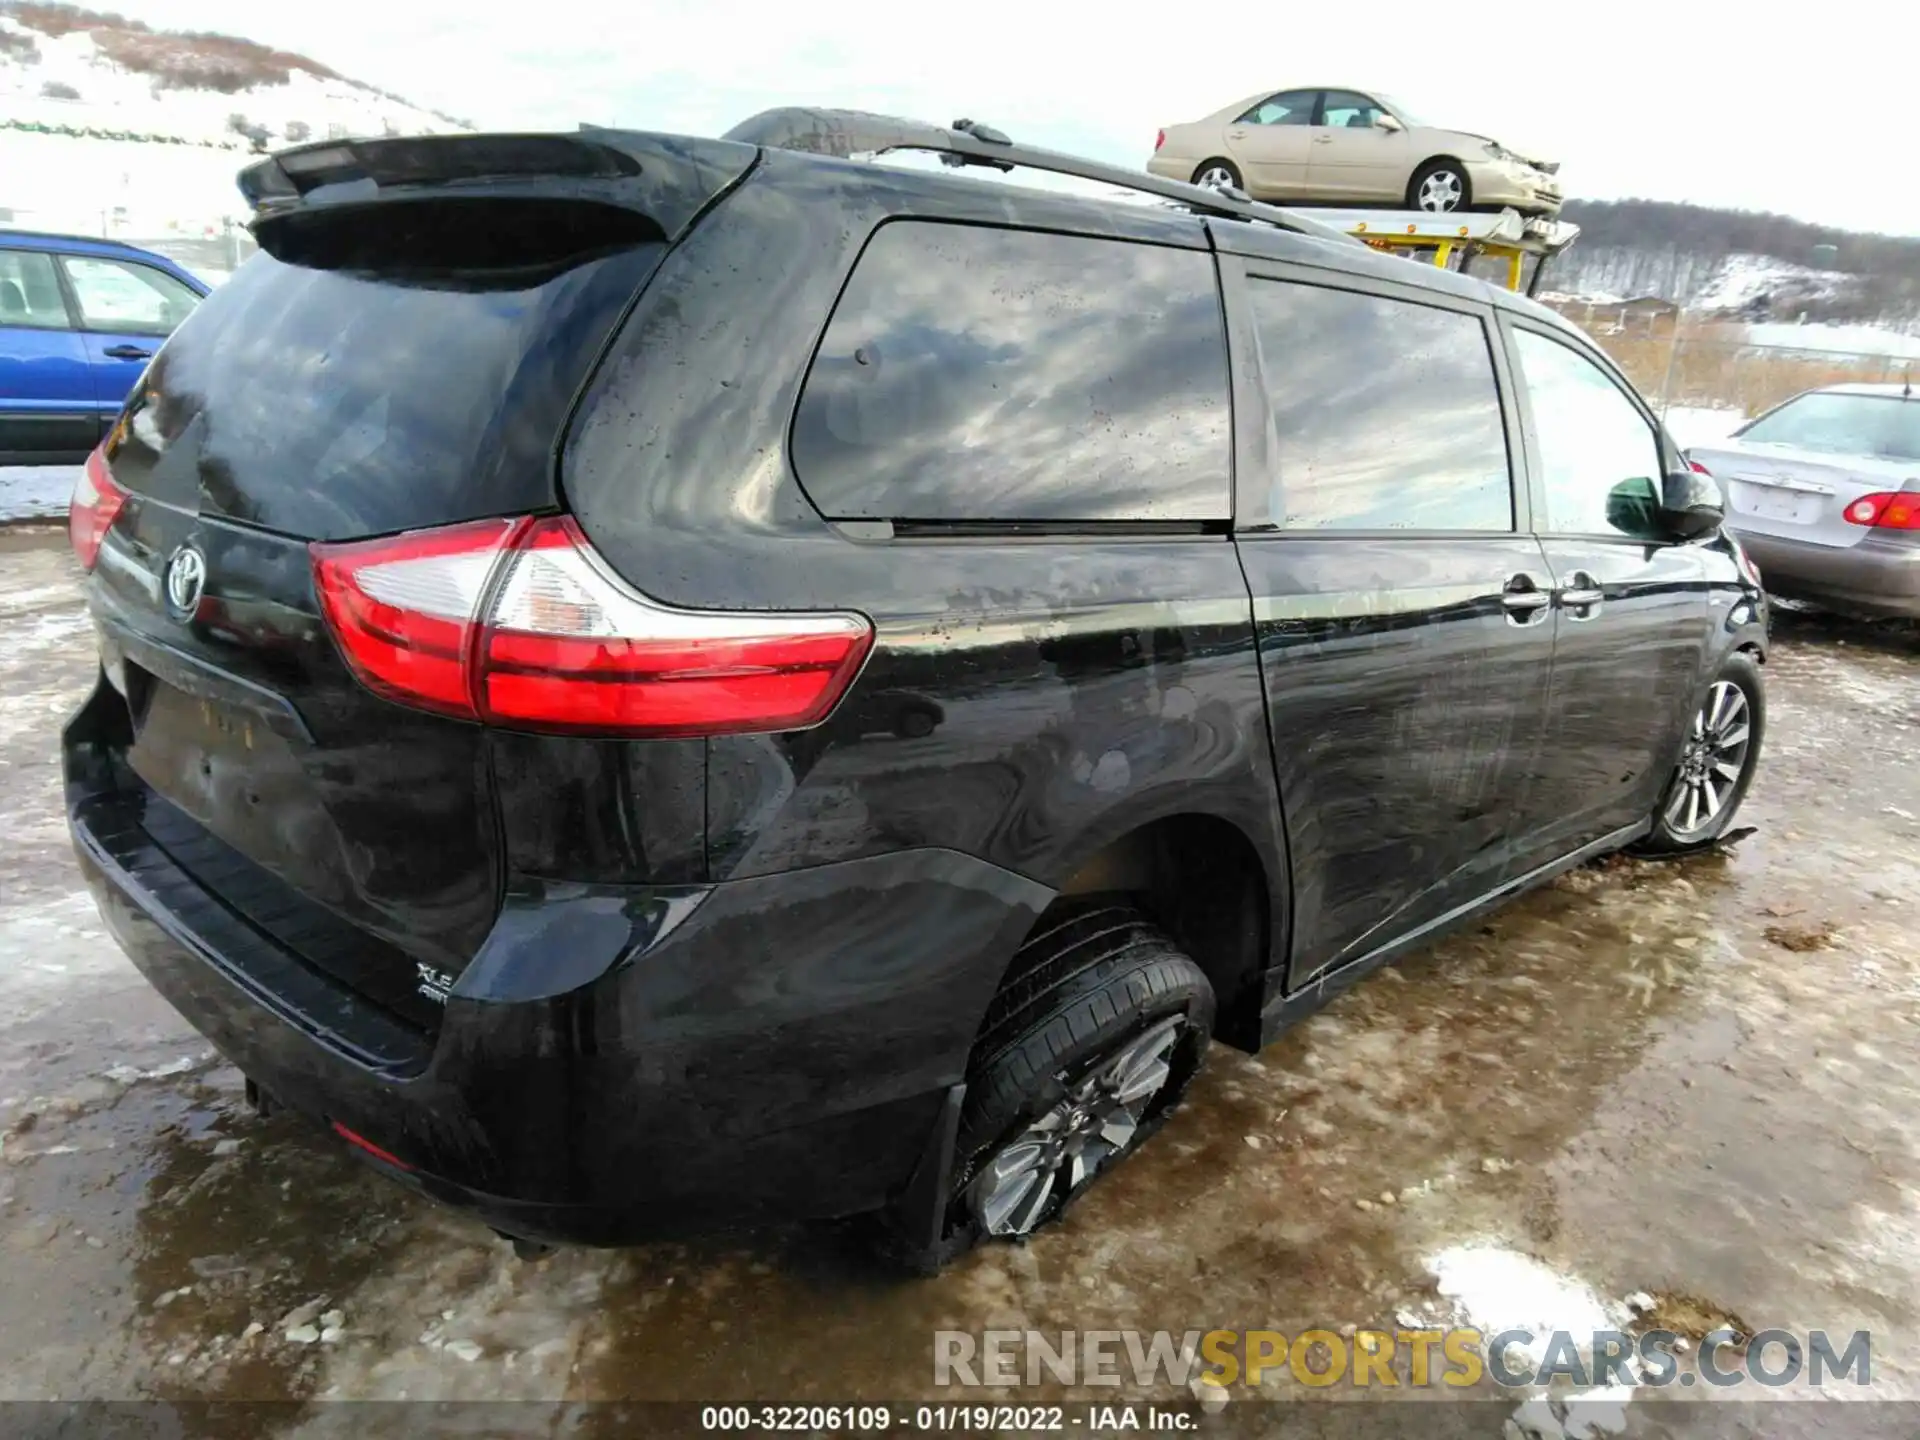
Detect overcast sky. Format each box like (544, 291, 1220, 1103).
(123, 0, 1914, 235)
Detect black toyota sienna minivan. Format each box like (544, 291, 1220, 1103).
(63, 111, 1768, 1268)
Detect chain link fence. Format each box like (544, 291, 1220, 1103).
(1544, 306, 1917, 422)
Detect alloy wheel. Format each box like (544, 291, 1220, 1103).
(1664, 680, 1753, 839)
(969, 1016, 1185, 1237)
(1417, 169, 1464, 212)
(1195, 166, 1237, 191)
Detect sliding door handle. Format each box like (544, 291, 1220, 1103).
(1559, 571, 1605, 619)
(1500, 573, 1551, 626)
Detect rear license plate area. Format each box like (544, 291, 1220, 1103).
(125, 672, 296, 837)
(1730, 481, 1817, 525)
(118, 672, 446, 1034)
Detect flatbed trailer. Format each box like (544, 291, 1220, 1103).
(1299, 207, 1581, 295)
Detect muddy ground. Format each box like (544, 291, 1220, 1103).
(3, 522, 1918, 1434)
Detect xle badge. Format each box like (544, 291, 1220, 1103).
(415, 963, 455, 1005)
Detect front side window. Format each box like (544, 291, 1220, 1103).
(0, 250, 73, 330)
(1321, 91, 1388, 129)
(1739, 392, 1920, 463)
(1240, 91, 1318, 127)
(792, 221, 1232, 523)
(60, 255, 201, 336)
(1249, 279, 1513, 531)
(1512, 330, 1667, 538)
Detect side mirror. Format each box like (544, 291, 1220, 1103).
(1374, 114, 1404, 133)
(1605, 476, 1662, 538)
(1660, 469, 1725, 539)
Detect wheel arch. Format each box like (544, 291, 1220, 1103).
(1410, 154, 1473, 206)
(1191, 156, 1242, 187)
(1005, 811, 1281, 1053)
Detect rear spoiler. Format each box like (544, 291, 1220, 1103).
(237, 129, 757, 242)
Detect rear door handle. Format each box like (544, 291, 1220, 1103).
(1558, 572, 1604, 619)
(1500, 573, 1551, 626)
(1227, 128, 1248, 139)
(1312, 134, 1335, 144)
(103, 344, 152, 360)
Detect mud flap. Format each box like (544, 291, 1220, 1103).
(243, 1076, 277, 1118)
(876, 1082, 966, 1274)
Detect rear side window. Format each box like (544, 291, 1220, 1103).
(792, 221, 1231, 523)
(0, 250, 72, 330)
(1248, 280, 1512, 531)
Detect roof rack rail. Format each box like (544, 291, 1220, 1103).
(722, 107, 1360, 247)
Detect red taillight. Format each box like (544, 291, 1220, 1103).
(312, 517, 525, 718)
(69, 445, 129, 571)
(311, 516, 874, 738)
(1844, 492, 1920, 530)
(1688, 458, 1712, 476)
(1155, 129, 1166, 152)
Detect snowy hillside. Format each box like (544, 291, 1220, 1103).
(1, 2, 468, 243)
(0, 3, 463, 147)
(1549, 199, 1920, 337)
(1688, 254, 1849, 313)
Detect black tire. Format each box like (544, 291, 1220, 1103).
(943, 906, 1214, 1255)
(1191, 158, 1243, 192)
(1639, 651, 1765, 853)
(1407, 158, 1470, 213)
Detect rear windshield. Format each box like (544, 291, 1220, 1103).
(1738, 392, 1920, 464)
(107, 198, 663, 539)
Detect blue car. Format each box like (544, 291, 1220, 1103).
(0, 231, 209, 464)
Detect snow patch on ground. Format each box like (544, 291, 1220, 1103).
(0, 892, 121, 995)
(1427, 1244, 1623, 1363)
(0, 466, 78, 525)
(1742, 322, 1920, 359)
(1539, 289, 1627, 307)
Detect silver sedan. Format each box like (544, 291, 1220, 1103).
(1686, 382, 1920, 618)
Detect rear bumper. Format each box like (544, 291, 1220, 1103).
(1730, 527, 1920, 618)
(66, 681, 1050, 1244)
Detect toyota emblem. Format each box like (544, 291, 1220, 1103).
(165, 546, 207, 618)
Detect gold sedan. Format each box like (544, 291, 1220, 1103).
(1147, 87, 1563, 216)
